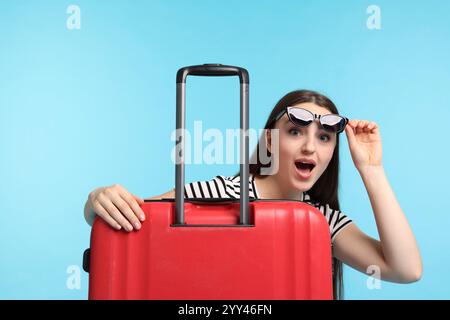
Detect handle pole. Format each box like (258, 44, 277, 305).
(240, 82, 249, 225)
(174, 64, 250, 226)
(175, 82, 186, 225)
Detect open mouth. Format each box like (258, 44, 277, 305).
(295, 161, 316, 173)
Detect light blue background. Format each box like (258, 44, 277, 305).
(1, 0, 449, 299)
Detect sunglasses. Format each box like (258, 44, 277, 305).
(271, 107, 349, 134)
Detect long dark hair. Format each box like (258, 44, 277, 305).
(245, 89, 345, 299)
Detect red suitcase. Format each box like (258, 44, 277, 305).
(84, 64, 333, 300)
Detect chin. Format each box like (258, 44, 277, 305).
(290, 175, 314, 193)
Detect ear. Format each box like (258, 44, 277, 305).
(265, 128, 272, 154)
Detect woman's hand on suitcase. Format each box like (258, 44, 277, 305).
(88, 184, 146, 231)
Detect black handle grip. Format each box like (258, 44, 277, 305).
(176, 64, 249, 84)
(83, 248, 90, 273)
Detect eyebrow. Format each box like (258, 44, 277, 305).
(283, 119, 335, 135)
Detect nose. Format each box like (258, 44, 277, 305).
(300, 124, 318, 153)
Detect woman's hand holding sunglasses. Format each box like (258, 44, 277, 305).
(344, 119, 382, 172)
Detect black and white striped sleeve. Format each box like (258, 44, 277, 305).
(304, 200, 353, 243)
(320, 203, 353, 243)
(184, 175, 235, 199)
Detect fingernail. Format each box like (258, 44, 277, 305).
(140, 214, 146, 221)
(116, 224, 122, 230)
(126, 224, 133, 232)
(134, 222, 141, 230)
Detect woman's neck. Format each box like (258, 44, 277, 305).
(254, 174, 303, 201)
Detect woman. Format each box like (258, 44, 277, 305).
(84, 90, 422, 299)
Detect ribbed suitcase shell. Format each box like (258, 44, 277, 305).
(88, 200, 333, 300)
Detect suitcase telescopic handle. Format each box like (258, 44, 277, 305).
(174, 64, 250, 226)
(176, 64, 249, 83)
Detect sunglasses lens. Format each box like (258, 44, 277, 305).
(288, 108, 314, 126)
(321, 115, 346, 133)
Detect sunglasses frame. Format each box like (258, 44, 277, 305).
(271, 106, 349, 134)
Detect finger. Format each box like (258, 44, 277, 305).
(368, 121, 378, 132)
(345, 124, 356, 144)
(357, 120, 368, 129)
(110, 194, 142, 230)
(105, 187, 141, 228)
(354, 120, 363, 134)
(121, 191, 146, 222)
(93, 201, 122, 230)
(359, 120, 370, 133)
(348, 120, 357, 130)
(348, 119, 358, 128)
(98, 194, 134, 231)
(132, 194, 144, 205)
(361, 121, 371, 132)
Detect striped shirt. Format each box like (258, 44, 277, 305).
(184, 174, 353, 244)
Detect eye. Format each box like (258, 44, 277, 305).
(320, 134, 331, 142)
(288, 128, 300, 136)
